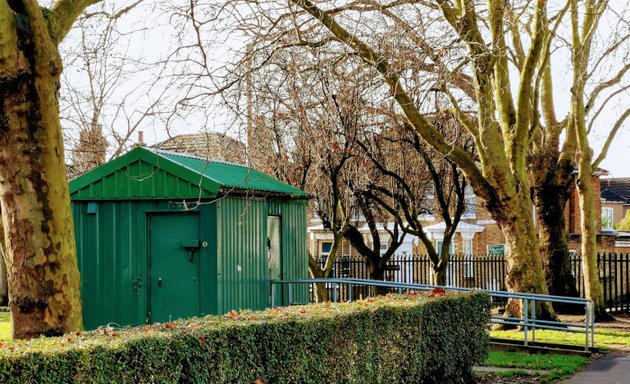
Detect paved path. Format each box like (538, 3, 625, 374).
(565, 352, 630, 384)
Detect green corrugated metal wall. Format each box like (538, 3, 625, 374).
(73, 200, 160, 329)
(215, 197, 268, 313)
(214, 197, 308, 314)
(268, 199, 309, 304)
(74, 196, 307, 328)
(71, 159, 213, 200)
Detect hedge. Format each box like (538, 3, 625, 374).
(0, 290, 490, 384)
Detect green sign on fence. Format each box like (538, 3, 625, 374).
(487, 244, 505, 257)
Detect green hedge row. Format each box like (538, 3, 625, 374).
(0, 291, 490, 384)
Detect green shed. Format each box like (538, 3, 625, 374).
(69, 147, 309, 329)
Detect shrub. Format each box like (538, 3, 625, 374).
(0, 291, 490, 384)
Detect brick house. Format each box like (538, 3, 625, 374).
(600, 178, 630, 229)
(308, 174, 626, 260)
(599, 177, 630, 252)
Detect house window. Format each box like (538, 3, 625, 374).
(463, 239, 474, 278)
(321, 241, 333, 260)
(421, 194, 435, 220)
(380, 242, 388, 256)
(436, 240, 454, 255)
(463, 186, 476, 219)
(601, 207, 614, 230)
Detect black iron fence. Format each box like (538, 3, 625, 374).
(315, 253, 630, 313)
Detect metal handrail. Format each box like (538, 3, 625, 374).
(271, 278, 595, 352)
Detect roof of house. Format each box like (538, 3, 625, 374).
(154, 132, 247, 165)
(601, 178, 630, 203)
(602, 189, 627, 203)
(69, 147, 307, 200)
(423, 221, 485, 233)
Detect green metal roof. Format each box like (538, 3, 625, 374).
(69, 147, 308, 200)
(156, 149, 307, 196)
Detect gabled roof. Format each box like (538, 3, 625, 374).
(69, 147, 307, 200)
(601, 177, 630, 203)
(156, 149, 306, 196)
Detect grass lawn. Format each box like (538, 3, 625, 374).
(491, 328, 630, 350)
(480, 351, 590, 383)
(483, 328, 630, 382)
(0, 312, 10, 341)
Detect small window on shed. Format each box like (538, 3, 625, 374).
(87, 202, 97, 215)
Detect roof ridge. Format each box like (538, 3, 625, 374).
(601, 177, 630, 183)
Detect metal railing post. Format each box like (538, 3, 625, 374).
(532, 300, 536, 343)
(591, 302, 595, 348)
(271, 282, 276, 307)
(332, 283, 337, 302)
(584, 302, 592, 351)
(524, 298, 529, 346)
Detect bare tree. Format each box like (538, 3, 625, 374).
(60, 0, 167, 176)
(354, 108, 474, 286)
(161, 0, 630, 320)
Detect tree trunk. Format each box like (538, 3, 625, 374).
(576, 175, 614, 322)
(0, 217, 7, 306)
(367, 261, 389, 296)
(499, 197, 558, 322)
(533, 165, 580, 313)
(0, 8, 84, 338)
(307, 252, 330, 302)
(312, 282, 328, 303)
(432, 268, 446, 286)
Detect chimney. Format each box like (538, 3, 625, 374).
(138, 130, 145, 147)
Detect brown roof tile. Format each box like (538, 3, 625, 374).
(154, 132, 247, 165)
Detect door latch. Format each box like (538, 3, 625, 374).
(182, 240, 200, 261)
(157, 277, 163, 287)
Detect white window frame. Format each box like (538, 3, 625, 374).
(320, 241, 333, 259)
(462, 238, 474, 278)
(601, 207, 614, 230)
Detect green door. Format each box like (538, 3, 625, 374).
(148, 212, 200, 323)
(268, 216, 283, 306)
